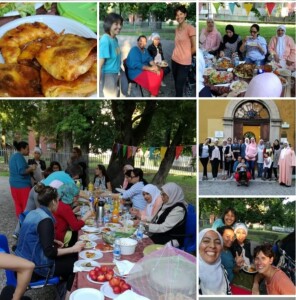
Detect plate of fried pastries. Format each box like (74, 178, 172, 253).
(0, 15, 97, 98)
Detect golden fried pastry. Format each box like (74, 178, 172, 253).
(0, 63, 42, 97)
(36, 34, 97, 81)
(40, 62, 97, 97)
(0, 22, 57, 64)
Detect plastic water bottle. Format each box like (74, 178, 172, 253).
(136, 222, 144, 241)
(113, 238, 121, 260)
(80, 203, 87, 218)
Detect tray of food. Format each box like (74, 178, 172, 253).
(216, 58, 234, 70)
(234, 63, 255, 78)
(156, 60, 168, 67)
(242, 265, 257, 274)
(209, 70, 233, 85)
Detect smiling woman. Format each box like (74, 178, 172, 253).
(199, 228, 232, 295)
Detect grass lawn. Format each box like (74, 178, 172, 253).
(0, 172, 197, 207)
(199, 21, 295, 43)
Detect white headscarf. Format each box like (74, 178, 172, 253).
(199, 49, 206, 92)
(276, 25, 286, 59)
(199, 228, 227, 295)
(34, 147, 42, 154)
(245, 73, 282, 97)
(142, 184, 160, 217)
(149, 32, 160, 41)
(161, 182, 187, 209)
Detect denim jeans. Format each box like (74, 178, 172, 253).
(257, 163, 263, 177)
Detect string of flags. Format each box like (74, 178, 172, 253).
(113, 143, 197, 160)
(206, 2, 277, 17)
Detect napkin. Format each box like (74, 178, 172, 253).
(114, 260, 135, 276)
(116, 290, 150, 300)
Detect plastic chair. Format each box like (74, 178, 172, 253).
(0, 233, 60, 289)
(123, 59, 144, 97)
(182, 204, 196, 254)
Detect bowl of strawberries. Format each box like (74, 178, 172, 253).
(100, 277, 132, 299)
(87, 266, 115, 284)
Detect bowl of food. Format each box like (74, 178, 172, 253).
(230, 80, 249, 93)
(102, 232, 116, 245)
(119, 238, 138, 255)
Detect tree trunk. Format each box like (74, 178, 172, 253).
(107, 100, 157, 190)
(151, 122, 185, 185)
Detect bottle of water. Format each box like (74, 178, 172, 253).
(113, 238, 121, 260)
(80, 203, 87, 218)
(136, 222, 145, 241)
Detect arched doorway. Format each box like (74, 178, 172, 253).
(223, 100, 282, 142)
(233, 101, 270, 141)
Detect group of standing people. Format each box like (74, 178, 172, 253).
(99, 5, 196, 97)
(199, 137, 295, 187)
(200, 19, 295, 69)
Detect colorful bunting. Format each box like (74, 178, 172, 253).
(229, 3, 236, 15)
(213, 3, 220, 13)
(122, 145, 127, 157)
(132, 146, 137, 157)
(266, 3, 276, 16)
(192, 145, 197, 158)
(244, 3, 253, 16)
(149, 147, 156, 159)
(175, 146, 184, 160)
(160, 147, 167, 160)
(127, 146, 132, 159)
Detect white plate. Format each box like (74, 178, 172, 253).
(70, 288, 104, 300)
(83, 241, 97, 249)
(242, 265, 257, 274)
(0, 15, 97, 98)
(100, 282, 118, 299)
(79, 234, 99, 242)
(230, 80, 248, 92)
(105, 223, 122, 230)
(79, 250, 103, 260)
(82, 226, 101, 233)
(74, 260, 100, 271)
(87, 273, 108, 285)
(2, 3, 43, 17)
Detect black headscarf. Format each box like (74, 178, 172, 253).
(223, 24, 239, 44)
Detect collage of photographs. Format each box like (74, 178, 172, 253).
(0, 0, 295, 300)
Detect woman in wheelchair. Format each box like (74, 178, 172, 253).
(15, 183, 85, 300)
(234, 158, 251, 186)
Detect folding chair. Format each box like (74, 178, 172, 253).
(0, 234, 60, 290)
(123, 59, 144, 97)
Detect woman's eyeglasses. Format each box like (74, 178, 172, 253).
(250, 30, 257, 33)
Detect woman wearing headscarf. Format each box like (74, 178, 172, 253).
(239, 24, 267, 65)
(245, 137, 257, 179)
(199, 228, 231, 295)
(245, 72, 283, 97)
(268, 25, 295, 69)
(28, 147, 46, 185)
(54, 182, 92, 247)
(278, 141, 296, 187)
(199, 19, 222, 55)
(142, 183, 187, 247)
(130, 184, 163, 224)
(219, 24, 242, 59)
(272, 139, 281, 180)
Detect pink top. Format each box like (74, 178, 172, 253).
(199, 27, 222, 52)
(268, 35, 295, 60)
(245, 142, 258, 161)
(172, 24, 196, 65)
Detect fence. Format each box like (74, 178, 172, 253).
(0, 149, 196, 177)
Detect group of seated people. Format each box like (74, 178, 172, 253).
(199, 207, 295, 295)
(200, 19, 295, 69)
(1, 162, 191, 299)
